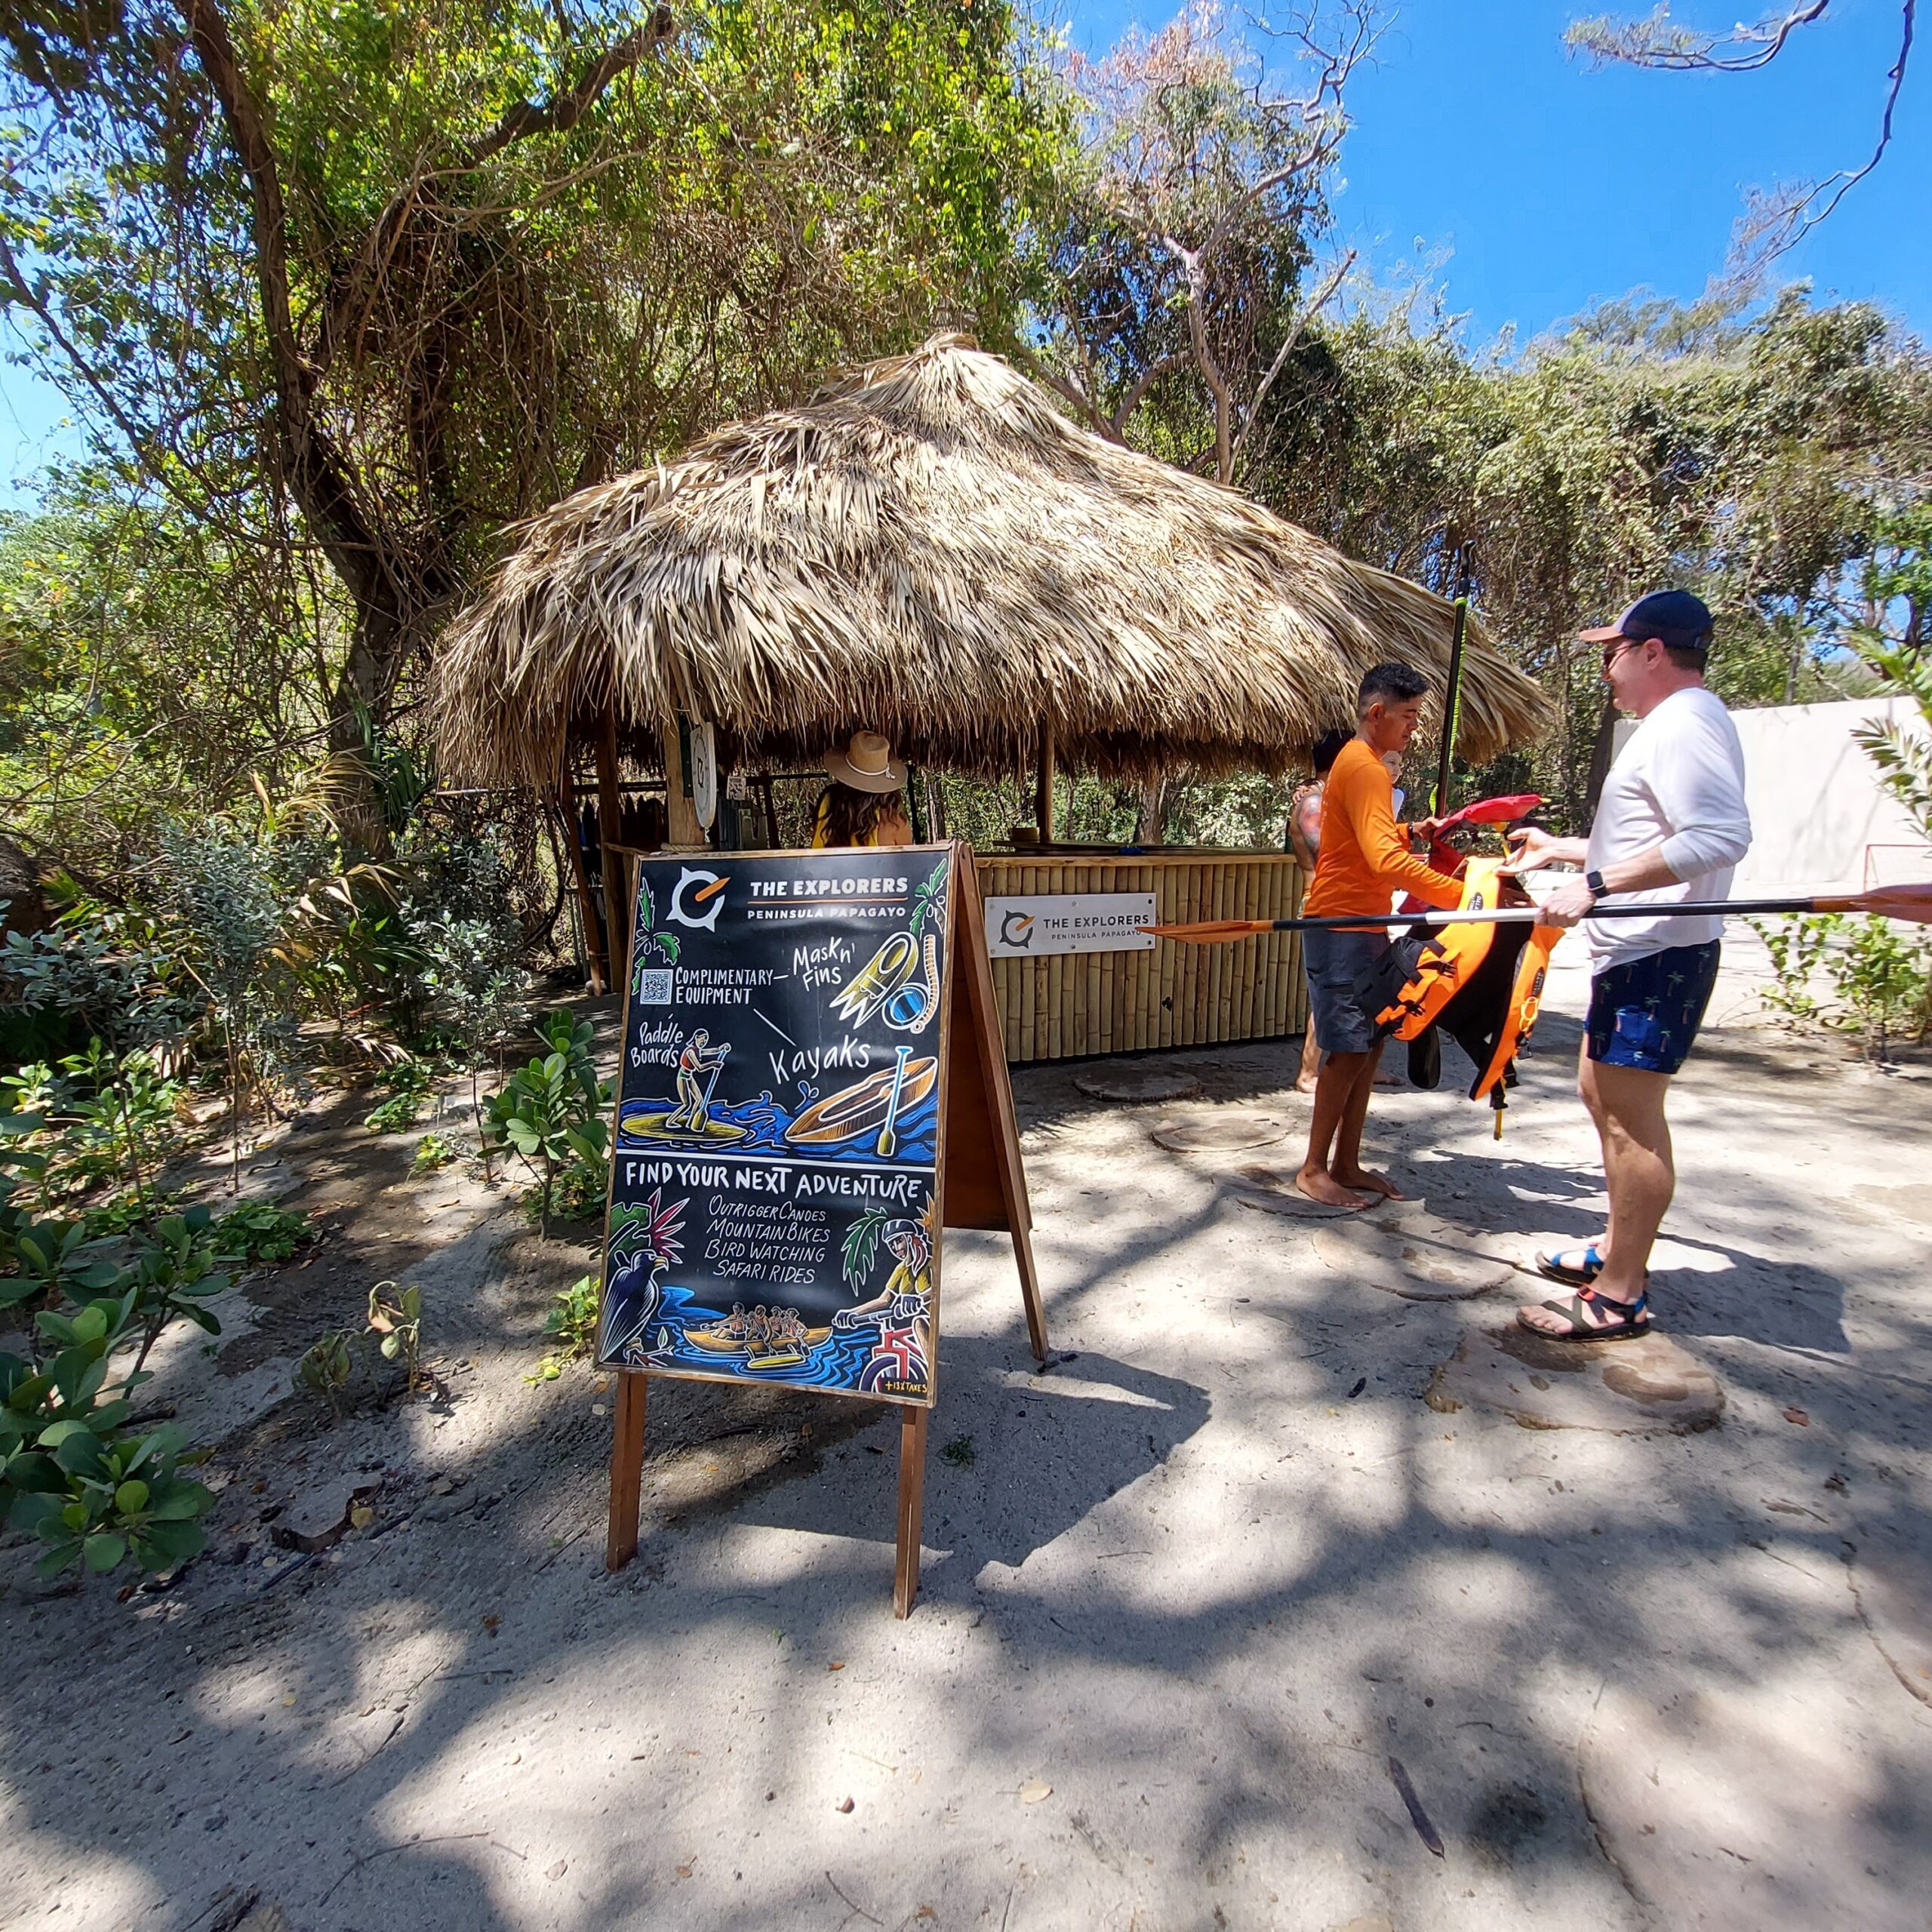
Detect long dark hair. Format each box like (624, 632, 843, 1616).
(817, 780, 905, 846)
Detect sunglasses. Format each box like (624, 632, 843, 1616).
(1601, 637, 1647, 670)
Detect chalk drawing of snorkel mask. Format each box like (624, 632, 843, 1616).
(831, 930, 941, 1034)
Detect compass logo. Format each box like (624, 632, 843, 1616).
(668, 868, 730, 931)
(998, 909, 1035, 951)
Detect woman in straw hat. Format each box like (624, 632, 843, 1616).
(813, 731, 912, 848)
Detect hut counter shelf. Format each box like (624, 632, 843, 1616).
(973, 851, 1306, 1064)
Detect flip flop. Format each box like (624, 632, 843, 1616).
(1516, 1284, 1651, 1343)
(1535, 1241, 1605, 1287)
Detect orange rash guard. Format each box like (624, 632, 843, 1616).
(1303, 738, 1463, 917)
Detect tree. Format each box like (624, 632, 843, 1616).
(0, 0, 1072, 842)
(1243, 289, 1932, 820)
(1037, 0, 1371, 485)
(1567, 2, 1916, 277)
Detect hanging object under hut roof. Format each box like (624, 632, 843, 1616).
(432, 334, 1549, 787)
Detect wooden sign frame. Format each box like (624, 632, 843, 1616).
(601, 841, 1046, 1616)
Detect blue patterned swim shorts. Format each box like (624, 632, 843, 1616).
(1586, 940, 1721, 1075)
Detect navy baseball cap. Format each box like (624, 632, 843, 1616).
(1579, 589, 1715, 653)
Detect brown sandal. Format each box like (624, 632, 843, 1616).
(1517, 1283, 1651, 1342)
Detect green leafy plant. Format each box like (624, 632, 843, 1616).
(294, 1328, 361, 1420)
(124, 1208, 231, 1372)
(162, 823, 293, 1187)
(365, 1060, 433, 1134)
(365, 1281, 425, 1392)
(410, 1132, 456, 1176)
(1751, 911, 1931, 1060)
(0, 1291, 214, 1580)
(1749, 914, 1836, 1025)
(484, 1012, 609, 1238)
(1830, 915, 1932, 1061)
(529, 1272, 601, 1383)
(410, 871, 529, 1180)
(214, 1201, 312, 1266)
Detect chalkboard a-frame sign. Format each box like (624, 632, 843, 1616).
(598, 841, 1047, 1615)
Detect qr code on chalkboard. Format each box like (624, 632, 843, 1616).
(635, 968, 673, 1004)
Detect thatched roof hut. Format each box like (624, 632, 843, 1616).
(435, 334, 1548, 786)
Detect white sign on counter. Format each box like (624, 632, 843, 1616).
(983, 891, 1158, 958)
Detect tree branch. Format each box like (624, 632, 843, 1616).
(1110, 350, 1189, 435)
(463, 5, 676, 170)
(1231, 246, 1355, 474)
(1567, 1, 1832, 71)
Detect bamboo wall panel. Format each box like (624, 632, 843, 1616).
(974, 854, 1307, 1065)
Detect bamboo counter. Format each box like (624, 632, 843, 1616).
(971, 851, 1307, 1066)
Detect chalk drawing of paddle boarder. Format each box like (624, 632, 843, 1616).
(666, 1028, 730, 1131)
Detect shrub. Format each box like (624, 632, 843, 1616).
(1751, 912, 1932, 1060)
(214, 1201, 312, 1266)
(529, 1272, 600, 1382)
(484, 1012, 609, 1238)
(410, 1132, 456, 1176)
(365, 1060, 433, 1134)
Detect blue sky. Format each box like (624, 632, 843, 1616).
(1066, 0, 1928, 340)
(3, 0, 1924, 499)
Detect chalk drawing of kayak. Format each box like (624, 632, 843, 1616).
(782, 1056, 937, 1150)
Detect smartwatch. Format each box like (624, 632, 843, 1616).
(1583, 868, 1607, 899)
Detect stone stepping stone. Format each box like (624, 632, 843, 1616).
(1149, 1112, 1288, 1153)
(1073, 1067, 1202, 1104)
(1227, 1162, 1364, 1219)
(1426, 1326, 1723, 1432)
(1310, 1211, 1515, 1298)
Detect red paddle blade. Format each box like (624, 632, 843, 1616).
(1438, 792, 1543, 831)
(1139, 920, 1272, 944)
(1822, 882, 1932, 924)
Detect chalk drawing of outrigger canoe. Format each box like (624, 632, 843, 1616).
(783, 1056, 937, 1151)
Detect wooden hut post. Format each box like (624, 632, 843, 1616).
(663, 718, 706, 851)
(1035, 726, 1055, 847)
(594, 709, 629, 992)
(556, 774, 606, 995)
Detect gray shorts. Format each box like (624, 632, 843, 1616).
(1302, 925, 1394, 1055)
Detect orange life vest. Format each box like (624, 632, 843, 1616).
(1369, 857, 1567, 1119)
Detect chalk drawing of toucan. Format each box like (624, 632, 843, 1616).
(601, 1188, 688, 1364)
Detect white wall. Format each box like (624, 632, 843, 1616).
(1614, 695, 1929, 894)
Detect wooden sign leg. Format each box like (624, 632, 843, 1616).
(893, 1406, 930, 1619)
(605, 1371, 648, 1574)
(1011, 1220, 1049, 1368)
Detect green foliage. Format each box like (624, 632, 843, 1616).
(1852, 512, 1932, 848)
(1750, 912, 1932, 1060)
(484, 1012, 609, 1237)
(940, 1433, 977, 1468)
(214, 1201, 312, 1266)
(529, 1272, 601, 1382)
(294, 1278, 428, 1414)
(364, 1061, 434, 1135)
(410, 1132, 456, 1176)
(294, 1328, 361, 1420)
(0, 1288, 215, 1581)
(365, 1281, 425, 1392)
(1749, 915, 1835, 1026)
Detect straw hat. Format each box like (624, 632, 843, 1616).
(826, 731, 906, 794)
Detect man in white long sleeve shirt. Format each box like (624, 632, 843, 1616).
(1504, 590, 1752, 1341)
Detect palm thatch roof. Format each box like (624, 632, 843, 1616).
(434, 334, 1549, 786)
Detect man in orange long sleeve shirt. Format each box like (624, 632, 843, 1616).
(1295, 662, 1463, 1208)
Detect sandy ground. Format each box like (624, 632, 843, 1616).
(5, 947, 1932, 1932)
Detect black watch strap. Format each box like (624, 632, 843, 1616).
(1584, 868, 1607, 897)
